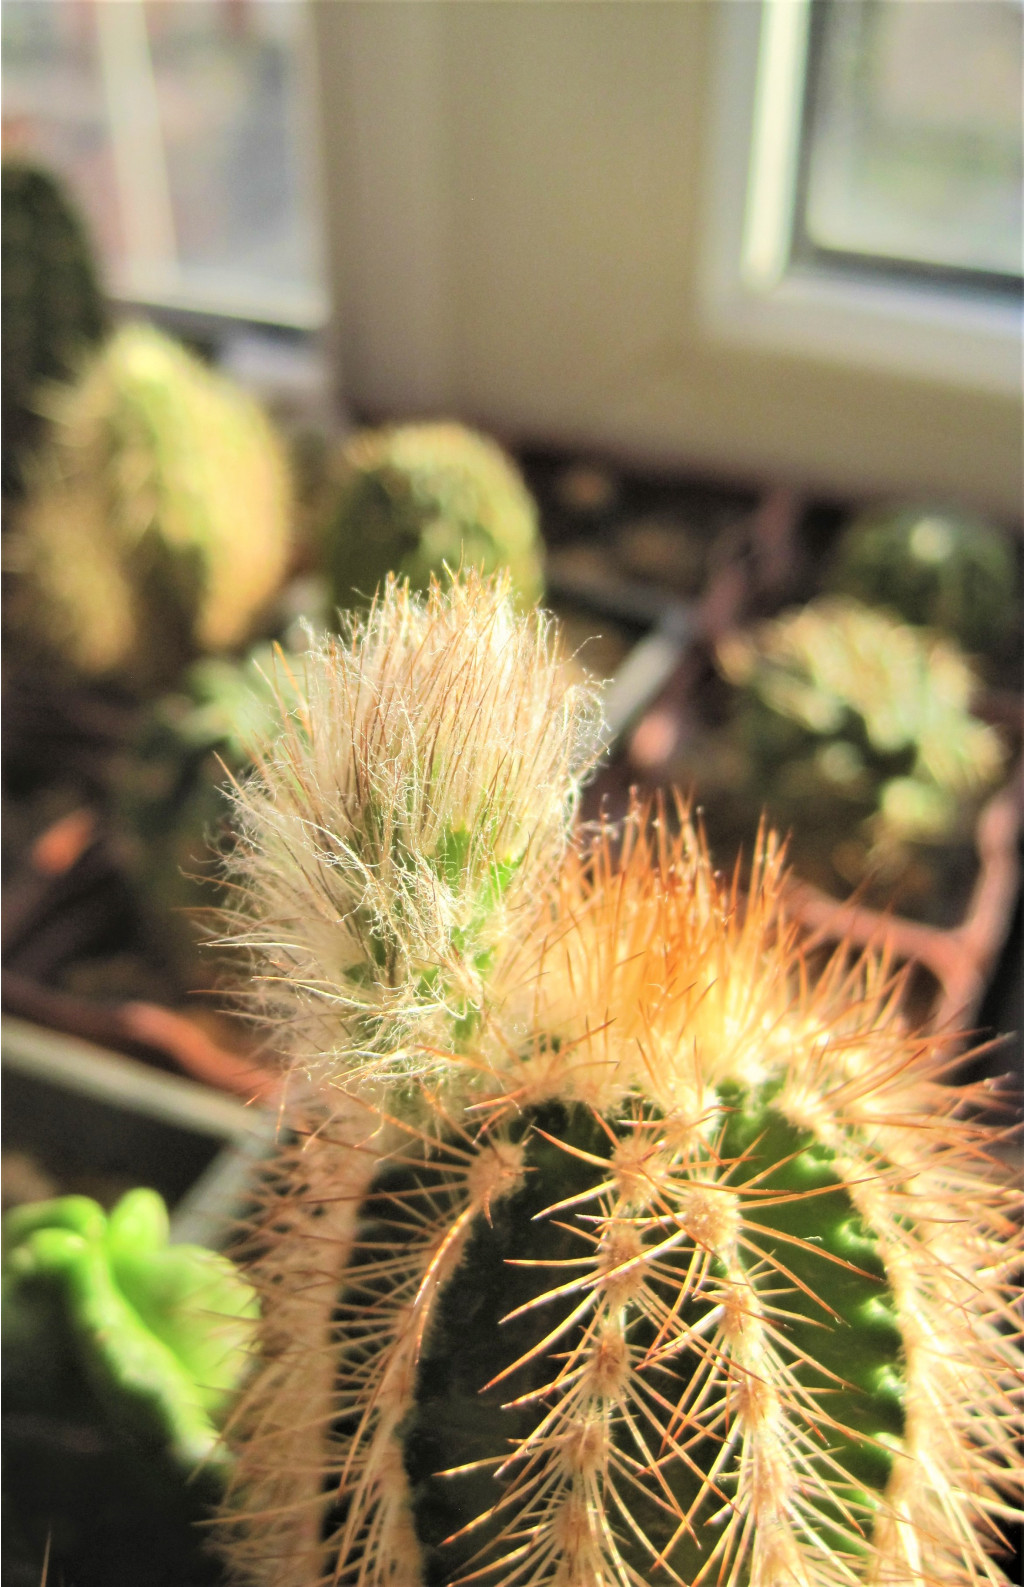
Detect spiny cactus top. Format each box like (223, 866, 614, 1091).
(19, 322, 292, 689)
(322, 421, 545, 615)
(217, 574, 1021, 1587)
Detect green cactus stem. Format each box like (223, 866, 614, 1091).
(18, 322, 293, 692)
(2, 158, 107, 494)
(322, 421, 545, 614)
(214, 575, 1021, 1587)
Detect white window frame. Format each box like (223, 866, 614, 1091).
(700, 0, 1022, 399)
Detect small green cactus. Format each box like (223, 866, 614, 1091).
(828, 503, 1019, 660)
(716, 596, 1005, 853)
(19, 322, 293, 692)
(3, 1188, 258, 1480)
(2, 158, 107, 494)
(322, 421, 545, 614)
(214, 574, 1020, 1586)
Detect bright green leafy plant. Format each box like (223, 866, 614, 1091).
(215, 573, 1021, 1586)
(3, 1187, 258, 1479)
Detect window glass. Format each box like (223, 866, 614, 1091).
(2, 0, 324, 326)
(798, 0, 1022, 285)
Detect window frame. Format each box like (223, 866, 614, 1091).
(699, 0, 1022, 399)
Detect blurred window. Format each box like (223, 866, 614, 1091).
(2, 0, 325, 328)
(796, 0, 1022, 289)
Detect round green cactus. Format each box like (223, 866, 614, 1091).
(828, 503, 1018, 660)
(716, 596, 1005, 855)
(215, 575, 1021, 1586)
(2, 158, 108, 494)
(322, 421, 545, 614)
(18, 322, 293, 692)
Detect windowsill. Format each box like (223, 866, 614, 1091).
(701, 261, 1022, 397)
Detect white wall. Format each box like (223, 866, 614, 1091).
(313, 1, 1021, 518)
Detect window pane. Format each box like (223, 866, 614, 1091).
(1, 0, 325, 326)
(800, 0, 1023, 283)
(144, 0, 321, 316)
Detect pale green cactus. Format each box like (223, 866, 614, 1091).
(716, 596, 1005, 852)
(322, 421, 545, 614)
(828, 504, 1018, 660)
(214, 574, 1021, 1587)
(19, 322, 293, 692)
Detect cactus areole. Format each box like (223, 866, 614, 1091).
(217, 574, 1021, 1587)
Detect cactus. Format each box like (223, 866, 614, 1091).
(322, 421, 545, 614)
(215, 574, 1021, 1586)
(3, 1188, 258, 1481)
(716, 596, 1005, 855)
(19, 322, 293, 691)
(2, 158, 108, 494)
(828, 504, 1019, 661)
(111, 646, 287, 988)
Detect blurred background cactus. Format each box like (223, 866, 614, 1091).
(827, 503, 1020, 667)
(213, 574, 1021, 1587)
(112, 647, 286, 992)
(17, 322, 293, 694)
(321, 420, 545, 615)
(716, 596, 1005, 849)
(656, 595, 1012, 923)
(1, 158, 108, 498)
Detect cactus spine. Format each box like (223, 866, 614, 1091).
(19, 322, 292, 690)
(217, 574, 1021, 1587)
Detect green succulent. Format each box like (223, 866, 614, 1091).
(114, 646, 290, 986)
(716, 596, 1005, 850)
(2, 158, 107, 495)
(3, 1188, 258, 1479)
(19, 322, 293, 692)
(827, 503, 1018, 660)
(322, 421, 544, 613)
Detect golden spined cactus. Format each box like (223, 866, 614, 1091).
(220, 571, 604, 1090)
(20, 322, 292, 691)
(322, 421, 545, 614)
(216, 577, 1021, 1587)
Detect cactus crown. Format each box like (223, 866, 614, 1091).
(217, 576, 1021, 1587)
(222, 570, 603, 1091)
